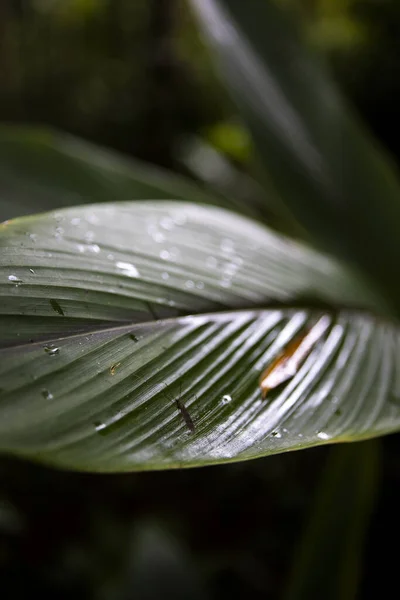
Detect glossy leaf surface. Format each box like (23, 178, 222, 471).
(0, 202, 398, 471)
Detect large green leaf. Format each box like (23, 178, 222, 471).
(0, 125, 235, 221)
(189, 0, 400, 311)
(0, 201, 398, 471)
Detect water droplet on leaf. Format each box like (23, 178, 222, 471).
(160, 217, 174, 230)
(221, 394, 232, 405)
(153, 232, 165, 243)
(160, 250, 170, 260)
(44, 345, 59, 356)
(220, 279, 231, 288)
(8, 275, 22, 284)
(116, 261, 139, 277)
(86, 214, 99, 225)
(220, 238, 235, 253)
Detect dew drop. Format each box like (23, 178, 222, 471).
(173, 213, 186, 226)
(153, 232, 165, 243)
(160, 250, 170, 260)
(129, 334, 139, 342)
(115, 261, 140, 277)
(41, 389, 53, 400)
(221, 394, 232, 405)
(29, 268, 35, 274)
(88, 244, 100, 254)
(71, 217, 81, 226)
(220, 238, 235, 253)
(220, 279, 231, 288)
(196, 281, 204, 289)
(317, 431, 330, 440)
(8, 275, 23, 284)
(86, 214, 99, 225)
(44, 345, 60, 356)
(161, 272, 169, 280)
(107, 253, 114, 260)
(185, 280, 195, 289)
(232, 256, 243, 266)
(271, 431, 282, 438)
(160, 216, 174, 230)
(223, 262, 238, 276)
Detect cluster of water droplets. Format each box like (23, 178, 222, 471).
(76, 229, 101, 254)
(219, 239, 243, 289)
(203, 240, 244, 291)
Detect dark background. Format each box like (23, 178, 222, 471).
(0, 1, 399, 598)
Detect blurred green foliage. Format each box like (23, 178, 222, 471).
(2, 0, 400, 191)
(0, 0, 228, 171)
(1, 1, 400, 599)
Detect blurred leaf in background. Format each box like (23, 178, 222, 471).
(285, 441, 380, 600)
